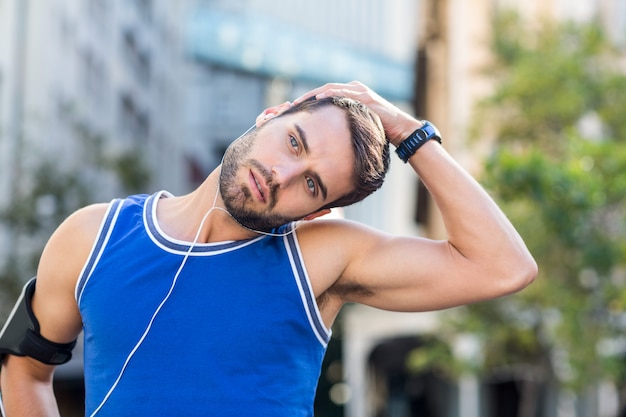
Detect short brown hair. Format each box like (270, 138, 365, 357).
(279, 96, 390, 210)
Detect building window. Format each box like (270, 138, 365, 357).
(133, 0, 153, 24)
(118, 93, 150, 146)
(86, 0, 110, 32)
(80, 48, 107, 112)
(122, 30, 151, 87)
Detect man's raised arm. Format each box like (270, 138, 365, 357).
(295, 81, 537, 311)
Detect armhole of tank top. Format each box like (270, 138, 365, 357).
(284, 231, 332, 347)
(75, 198, 124, 305)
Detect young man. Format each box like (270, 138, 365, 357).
(0, 81, 537, 416)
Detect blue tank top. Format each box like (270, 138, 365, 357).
(75, 191, 330, 416)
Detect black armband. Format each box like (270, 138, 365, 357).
(0, 277, 76, 365)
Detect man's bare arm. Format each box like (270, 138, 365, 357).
(1, 204, 107, 416)
(296, 81, 537, 312)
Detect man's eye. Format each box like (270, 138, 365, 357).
(290, 136, 299, 151)
(306, 177, 316, 194)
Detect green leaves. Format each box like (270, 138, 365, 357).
(450, 9, 626, 395)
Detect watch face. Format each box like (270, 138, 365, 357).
(422, 121, 442, 141)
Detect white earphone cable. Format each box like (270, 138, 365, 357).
(88, 122, 301, 416)
(89, 184, 221, 416)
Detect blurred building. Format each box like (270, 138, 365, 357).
(0, 1, 189, 200)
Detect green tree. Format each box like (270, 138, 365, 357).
(445, 11, 626, 417)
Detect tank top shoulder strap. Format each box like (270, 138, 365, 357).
(75, 198, 124, 303)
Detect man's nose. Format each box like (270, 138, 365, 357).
(271, 162, 301, 188)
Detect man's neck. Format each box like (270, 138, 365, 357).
(158, 167, 261, 243)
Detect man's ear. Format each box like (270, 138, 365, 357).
(302, 209, 332, 221)
(255, 101, 293, 127)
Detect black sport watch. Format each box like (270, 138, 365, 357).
(395, 120, 442, 163)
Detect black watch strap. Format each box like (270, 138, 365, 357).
(395, 120, 442, 163)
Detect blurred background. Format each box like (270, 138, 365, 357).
(1, 0, 626, 416)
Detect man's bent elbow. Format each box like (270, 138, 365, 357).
(502, 253, 538, 295)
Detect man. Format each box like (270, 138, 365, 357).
(0, 81, 537, 416)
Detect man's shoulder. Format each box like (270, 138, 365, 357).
(295, 217, 381, 251)
(60, 203, 110, 235)
(297, 217, 355, 235)
(68, 194, 147, 232)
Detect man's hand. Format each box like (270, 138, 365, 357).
(294, 81, 422, 146)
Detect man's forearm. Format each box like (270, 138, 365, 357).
(1, 358, 60, 417)
(407, 139, 536, 282)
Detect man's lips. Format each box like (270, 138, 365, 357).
(249, 170, 267, 203)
